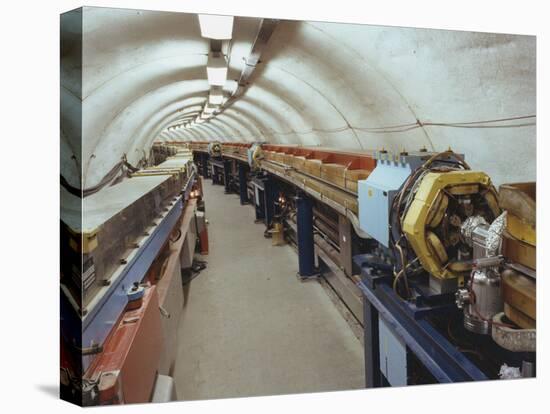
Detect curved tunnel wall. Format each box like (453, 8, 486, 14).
(61, 7, 536, 189)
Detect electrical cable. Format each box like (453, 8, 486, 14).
(389, 150, 471, 300)
(446, 316, 484, 360)
(60, 154, 143, 197)
(267, 114, 536, 136)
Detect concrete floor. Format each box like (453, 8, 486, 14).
(173, 180, 364, 400)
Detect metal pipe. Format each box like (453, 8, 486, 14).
(238, 163, 249, 204)
(221, 19, 279, 112)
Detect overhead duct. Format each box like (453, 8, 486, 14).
(224, 19, 279, 107)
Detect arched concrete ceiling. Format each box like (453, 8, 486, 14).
(62, 7, 535, 188)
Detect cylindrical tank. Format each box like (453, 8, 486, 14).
(463, 269, 503, 334)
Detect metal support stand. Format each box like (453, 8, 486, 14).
(362, 271, 382, 387)
(223, 160, 232, 194)
(252, 175, 276, 227)
(353, 254, 488, 387)
(201, 153, 209, 178)
(264, 177, 276, 227)
(211, 159, 223, 185)
(296, 194, 318, 279)
(254, 193, 265, 222)
(238, 163, 249, 204)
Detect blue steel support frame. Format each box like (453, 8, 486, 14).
(211, 164, 219, 184)
(363, 288, 382, 387)
(296, 193, 316, 278)
(238, 163, 249, 204)
(252, 179, 265, 221)
(353, 254, 488, 385)
(211, 159, 224, 185)
(255, 191, 265, 221)
(252, 175, 276, 226)
(223, 159, 232, 194)
(263, 176, 276, 227)
(201, 153, 209, 178)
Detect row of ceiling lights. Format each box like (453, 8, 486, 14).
(167, 14, 234, 133)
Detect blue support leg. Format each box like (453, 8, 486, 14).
(238, 163, 249, 204)
(364, 293, 382, 387)
(296, 193, 317, 279)
(201, 153, 209, 178)
(255, 192, 265, 221)
(263, 177, 276, 227)
(223, 160, 232, 194)
(212, 163, 221, 185)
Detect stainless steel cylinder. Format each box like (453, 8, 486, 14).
(464, 269, 503, 334)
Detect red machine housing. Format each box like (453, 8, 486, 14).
(83, 285, 163, 405)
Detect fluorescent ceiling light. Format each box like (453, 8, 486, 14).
(207, 53, 227, 86)
(209, 89, 224, 105)
(198, 14, 234, 40)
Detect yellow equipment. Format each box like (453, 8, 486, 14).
(499, 182, 536, 329)
(208, 141, 222, 157)
(402, 170, 500, 288)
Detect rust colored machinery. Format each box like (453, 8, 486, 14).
(82, 285, 163, 405)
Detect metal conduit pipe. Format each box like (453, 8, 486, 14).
(221, 19, 279, 112)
